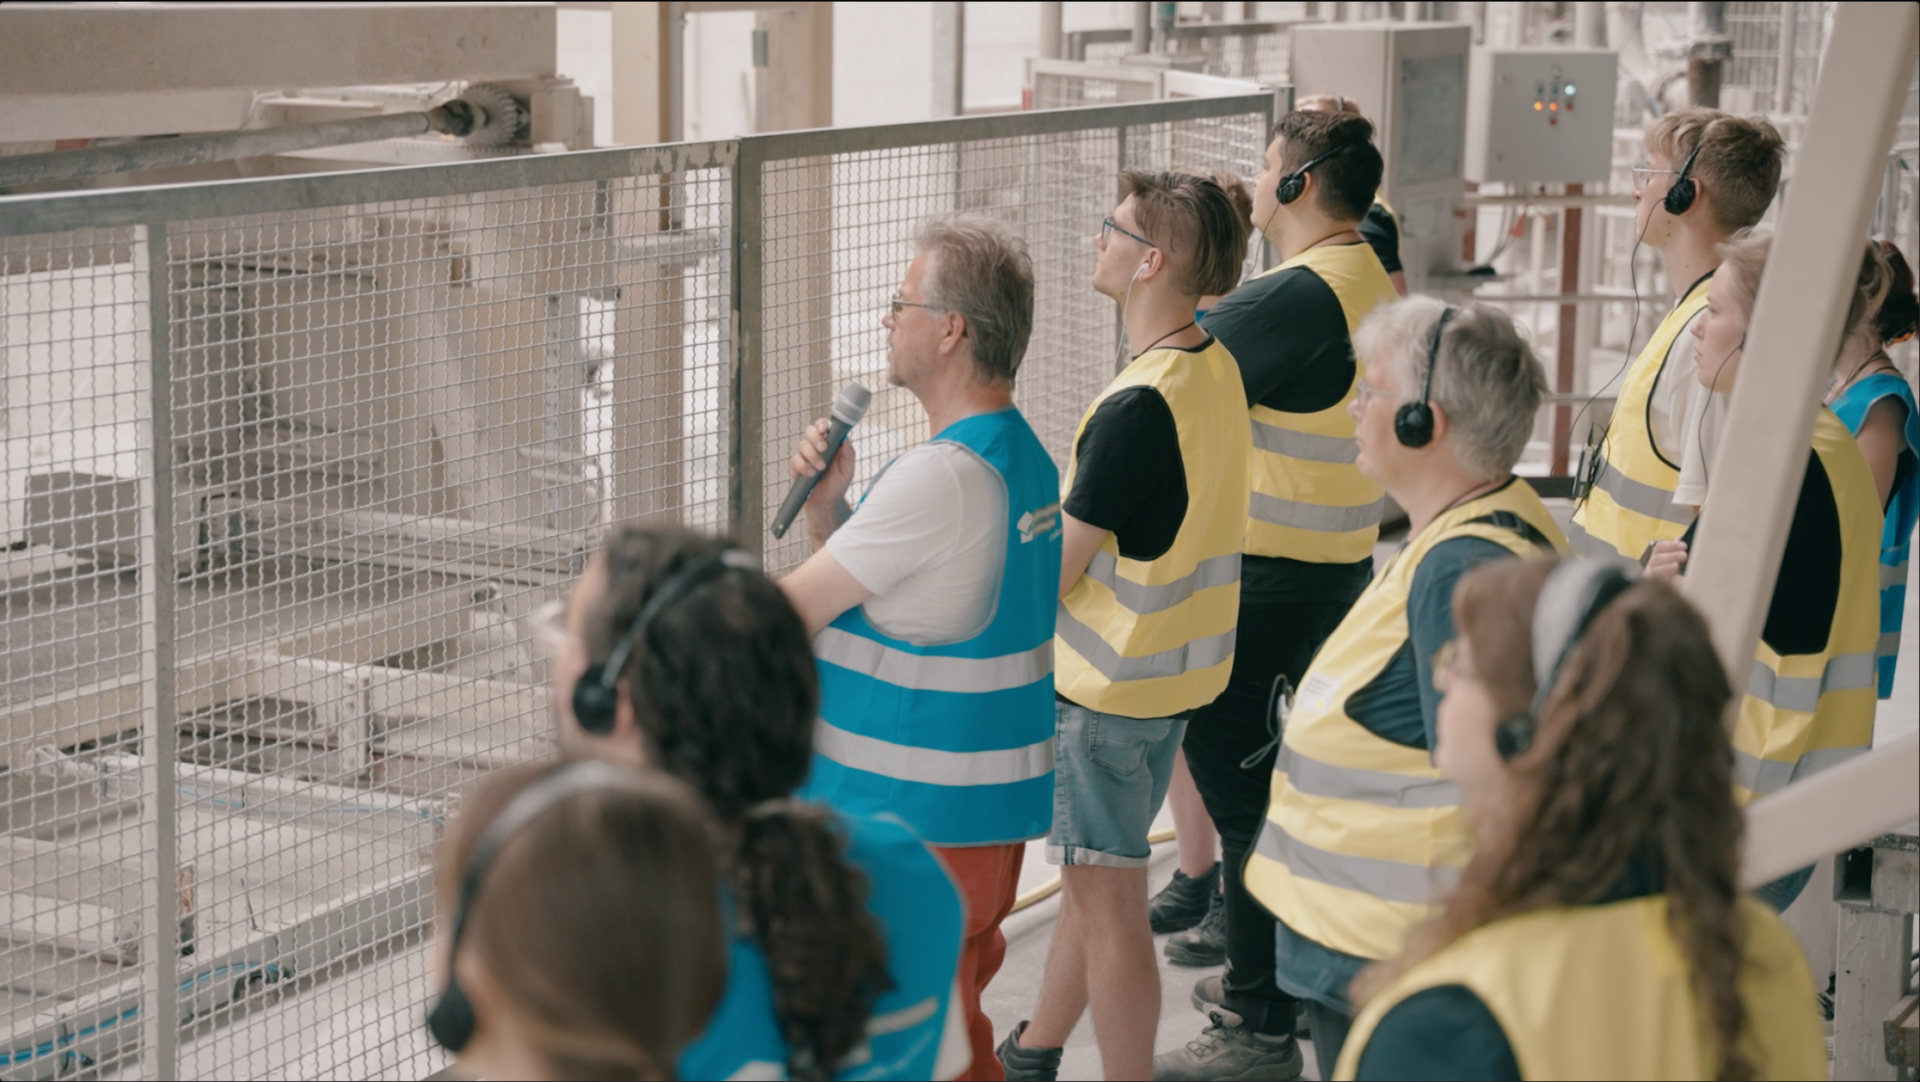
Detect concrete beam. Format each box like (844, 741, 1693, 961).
(0, 4, 556, 98)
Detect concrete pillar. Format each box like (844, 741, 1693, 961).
(1039, 2, 1064, 61)
(933, 1, 965, 119)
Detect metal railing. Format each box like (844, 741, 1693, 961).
(0, 92, 1274, 1080)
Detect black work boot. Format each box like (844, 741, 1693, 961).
(1193, 974, 1311, 1040)
(997, 1021, 1063, 1082)
(1164, 886, 1226, 966)
(1149, 861, 1220, 934)
(1151, 1008, 1304, 1082)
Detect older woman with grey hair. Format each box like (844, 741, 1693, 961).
(1241, 296, 1571, 1080)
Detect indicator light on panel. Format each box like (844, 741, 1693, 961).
(1549, 101, 1558, 111)
(1566, 84, 1576, 95)
(1534, 101, 1543, 111)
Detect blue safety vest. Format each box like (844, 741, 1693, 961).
(677, 810, 965, 1081)
(1832, 372, 1919, 698)
(801, 407, 1062, 847)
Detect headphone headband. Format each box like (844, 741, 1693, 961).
(1393, 305, 1456, 448)
(574, 548, 758, 734)
(1495, 559, 1637, 760)
(428, 760, 650, 1050)
(1276, 141, 1354, 206)
(1663, 138, 1704, 216)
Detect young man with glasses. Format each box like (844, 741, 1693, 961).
(1154, 108, 1399, 1082)
(780, 214, 1061, 1082)
(1566, 109, 1785, 561)
(998, 171, 1253, 1082)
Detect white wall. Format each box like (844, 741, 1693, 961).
(556, 5, 614, 146)
(835, 3, 937, 127)
(554, 2, 1152, 146)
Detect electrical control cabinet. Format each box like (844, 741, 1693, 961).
(1289, 21, 1473, 290)
(1465, 47, 1618, 183)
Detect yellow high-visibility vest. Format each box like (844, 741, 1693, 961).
(1055, 339, 1252, 719)
(1567, 275, 1711, 561)
(1336, 896, 1826, 1081)
(1244, 479, 1567, 960)
(1733, 408, 1883, 803)
(1244, 243, 1398, 564)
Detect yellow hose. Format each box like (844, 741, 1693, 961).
(1008, 827, 1177, 913)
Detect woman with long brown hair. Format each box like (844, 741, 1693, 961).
(548, 527, 969, 1081)
(1333, 558, 1825, 1081)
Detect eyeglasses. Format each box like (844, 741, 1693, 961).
(1099, 217, 1155, 248)
(1352, 376, 1396, 406)
(1630, 166, 1676, 192)
(888, 293, 943, 316)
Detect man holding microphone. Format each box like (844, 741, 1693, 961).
(781, 214, 1062, 1082)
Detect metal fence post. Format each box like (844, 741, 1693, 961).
(732, 138, 767, 554)
(138, 221, 180, 1082)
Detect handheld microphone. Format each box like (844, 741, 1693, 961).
(770, 383, 871, 539)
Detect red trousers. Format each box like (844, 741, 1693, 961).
(929, 842, 1026, 1082)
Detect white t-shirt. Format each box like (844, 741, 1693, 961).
(1647, 308, 1727, 509)
(825, 440, 1008, 645)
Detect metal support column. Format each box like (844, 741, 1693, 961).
(137, 221, 180, 1082)
(730, 140, 765, 555)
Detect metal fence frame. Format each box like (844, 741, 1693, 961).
(0, 92, 1273, 1080)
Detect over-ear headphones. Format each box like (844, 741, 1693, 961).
(1662, 142, 1703, 217)
(1492, 560, 1637, 761)
(1276, 143, 1352, 206)
(572, 549, 757, 734)
(1394, 306, 1456, 448)
(427, 760, 649, 1051)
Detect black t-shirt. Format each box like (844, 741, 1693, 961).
(1679, 448, 1842, 657)
(1202, 244, 1375, 604)
(1063, 382, 1188, 562)
(1358, 202, 1403, 275)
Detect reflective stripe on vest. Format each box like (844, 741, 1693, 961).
(1334, 897, 1827, 1081)
(1055, 339, 1251, 719)
(1241, 243, 1398, 564)
(815, 718, 1054, 787)
(803, 409, 1061, 847)
(1730, 409, 1883, 805)
(1568, 276, 1711, 560)
(1830, 371, 1918, 698)
(814, 627, 1054, 693)
(1245, 479, 1569, 961)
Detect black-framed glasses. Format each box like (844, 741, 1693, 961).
(1099, 217, 1154, 248)
(888, 293, 943, 316)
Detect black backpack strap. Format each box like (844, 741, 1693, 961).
(1464, 510, 1557, 554)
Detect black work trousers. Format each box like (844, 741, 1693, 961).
(1183, 593, 1357, 1036)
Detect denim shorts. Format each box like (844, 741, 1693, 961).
(1046, 700, 1189, 868)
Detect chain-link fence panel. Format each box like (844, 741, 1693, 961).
(0, 143, 734, 1080)
(0, 95, 1271, 1078)
(744, 96, 1276, 574)
(0, 224, 165, 1081)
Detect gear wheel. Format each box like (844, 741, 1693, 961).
(456, 84, 524, 147)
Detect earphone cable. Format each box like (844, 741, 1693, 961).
(1567, 210, 1656, 491)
